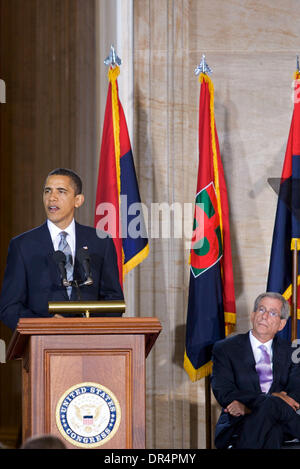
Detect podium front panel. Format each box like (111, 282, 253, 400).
(25, 334, 146, 449)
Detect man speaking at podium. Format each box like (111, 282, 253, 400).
(0, 168, 123, 330)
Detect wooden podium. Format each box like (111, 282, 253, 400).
(6, 316, 162, 449)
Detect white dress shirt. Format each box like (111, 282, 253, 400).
(47, 219, 76, 261)
(249, 330, 273, 369)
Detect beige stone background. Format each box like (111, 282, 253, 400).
(0, 0, 299, 450)
(103, 0, 300, 448)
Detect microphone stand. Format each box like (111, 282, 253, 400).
(76, 280, 89, 317)
(68, 278, 93, 317)
(72, 280, 82, 301)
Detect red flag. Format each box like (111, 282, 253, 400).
(94, 66, 149, 288)
(184, 73, 236, 381)
(267, 71, 300, 340)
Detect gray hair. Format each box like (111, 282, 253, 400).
(253, 292, 290, 319)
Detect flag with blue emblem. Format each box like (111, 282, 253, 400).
(94, 66, 149, 288)
(267, 71, 300, 340)
(184, 72, 236, 381)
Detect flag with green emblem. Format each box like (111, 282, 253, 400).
(184, 72, 236, 381)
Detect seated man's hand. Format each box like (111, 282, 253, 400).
(272, 391, 300, 412)
(224, 400, 251, 417)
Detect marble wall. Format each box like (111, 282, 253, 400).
(128, 0, 300, 448)
(1, 0, 298, 450)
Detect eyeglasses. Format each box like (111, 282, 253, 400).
(256, 305, 281, 319)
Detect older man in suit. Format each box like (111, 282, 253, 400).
(211, 292, 300, 449)
(0, 168, 123, 330)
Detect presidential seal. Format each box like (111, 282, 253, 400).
(55, 382, 121, 448)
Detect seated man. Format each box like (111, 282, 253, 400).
(211, 292, 300, 449)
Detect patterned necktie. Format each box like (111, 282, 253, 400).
(256, 344, 273, 393)
(58, 231, 73, 298)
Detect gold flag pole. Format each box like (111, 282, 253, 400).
(292, 239, 298, 341)
(205, 376, 212, 449)
(292, 58, 300, 342)
(195, 54, 213, 450)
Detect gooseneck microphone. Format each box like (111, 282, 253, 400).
(53, 250, 71, 287)
(77, 247, 93, 286)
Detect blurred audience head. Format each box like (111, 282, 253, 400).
(20, 434, 66, 449)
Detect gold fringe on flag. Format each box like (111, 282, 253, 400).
(183, 351, 212, 382)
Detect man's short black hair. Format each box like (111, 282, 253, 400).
(47, 168, 83, 195)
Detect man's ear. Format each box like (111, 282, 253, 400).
(278, 318, 287, 332)
(75, 193, 85, 208)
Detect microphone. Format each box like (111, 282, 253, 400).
(77, 247, 93, 286)
(53, 250, 71, 287)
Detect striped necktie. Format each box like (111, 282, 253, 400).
(58, 231, 73, 298)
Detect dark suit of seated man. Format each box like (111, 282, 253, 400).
(0, 168, 123, 330)
(211, 292, 300, 449)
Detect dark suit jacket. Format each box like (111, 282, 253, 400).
(0, 222, 123, 330)
(211, 332, 300, 448)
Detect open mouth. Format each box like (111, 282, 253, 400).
(48, 206, 60, 213)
